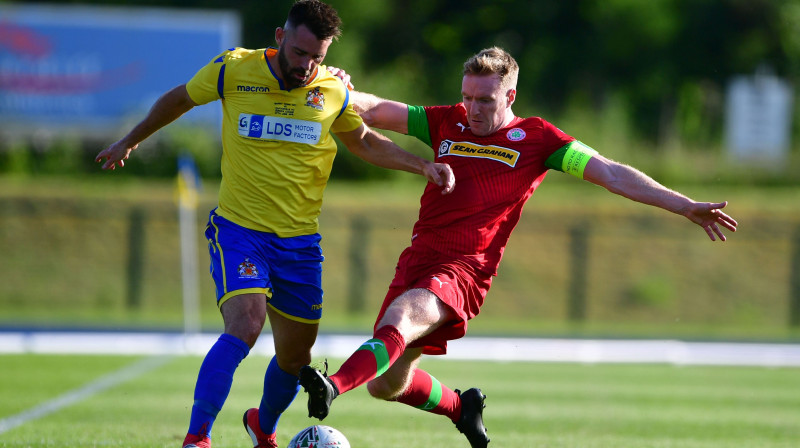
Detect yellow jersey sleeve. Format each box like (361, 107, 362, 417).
(329, 87, 363, 134)
(186, 49, 233, 105)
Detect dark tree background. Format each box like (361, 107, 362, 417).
(28, 0, 797, 144)
(7, 0, 799, 182)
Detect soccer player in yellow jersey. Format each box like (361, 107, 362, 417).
(95, 2, 454, 448)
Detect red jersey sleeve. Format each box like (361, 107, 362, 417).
(541, 119, 575, 153)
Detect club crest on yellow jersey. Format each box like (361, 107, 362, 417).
(305, 87, 324, 110)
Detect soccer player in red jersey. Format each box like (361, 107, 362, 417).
(300, 47, 738, 447)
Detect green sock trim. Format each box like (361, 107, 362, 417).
(415, 376, 443, 411)
(357, 338, 390, 377)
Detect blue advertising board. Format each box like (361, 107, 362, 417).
(0, 4, 241, 137)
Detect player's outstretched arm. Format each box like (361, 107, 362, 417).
(582, 154, 738, 241)
(336, 124, 454, 194)
(350, 91, 410, 134)
(95, 84, 197, 170)
(327, 66, 409, 133)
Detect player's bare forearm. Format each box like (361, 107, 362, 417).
(327, 66, 408, 133)
(351, 91, 409, 134)
(350, 91, 381, 117)
(585, 157, 737, 240)
(125, 85, 196, 145)
(338, 125, 454, 194)
(355, 127, 425, 172)
(603, 163, 690, 213)
(95, 84, 196, 170)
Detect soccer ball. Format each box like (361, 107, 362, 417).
(287, 425, 350, 448)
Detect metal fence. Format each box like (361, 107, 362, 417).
(1, 196, 797, 339)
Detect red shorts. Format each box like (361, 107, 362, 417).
(374, 245, 493, 355)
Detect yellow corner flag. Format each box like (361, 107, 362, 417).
(176, 154, 200, 208)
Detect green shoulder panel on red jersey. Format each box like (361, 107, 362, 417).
(407, 105, 432, 147)
(545, 140, 598, 179)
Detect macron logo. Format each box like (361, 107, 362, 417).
(237, 85, 270, 93)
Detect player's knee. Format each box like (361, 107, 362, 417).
(224, 318, 265, 347)
(222, 315, 266, 347)
(379, 304, 440, 343)
(378, 304, 408, 328)
(379, 300, 420, 336)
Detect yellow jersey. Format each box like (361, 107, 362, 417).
(186, 47, 363, 236)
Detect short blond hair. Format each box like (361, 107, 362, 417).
(463, 47, 519, 91)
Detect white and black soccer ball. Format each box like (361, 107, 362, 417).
(287, 425, 350, 448)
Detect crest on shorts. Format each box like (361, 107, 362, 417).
(305, 87, 324, 110)
(238, 258, 258, 278)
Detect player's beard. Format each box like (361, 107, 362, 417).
(277, 45, 310, 90)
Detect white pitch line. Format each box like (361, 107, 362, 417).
(0, 355, 173, 435)
(1, 332, 799, 366)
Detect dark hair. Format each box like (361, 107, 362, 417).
(286, 0, 342, 40)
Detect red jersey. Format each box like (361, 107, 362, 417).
(407, 103, 575, 276)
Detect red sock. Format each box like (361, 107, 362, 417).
(394, 368, 461, 422)
(330, 325, 406, 394)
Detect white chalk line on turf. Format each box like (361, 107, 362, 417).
(1, 331, 799, 366)
(0, 355, 173, 435)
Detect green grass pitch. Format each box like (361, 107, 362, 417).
(2, 354, 799, 447)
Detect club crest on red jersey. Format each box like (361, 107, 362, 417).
(506, 128, 526, 141)
(305, 87, 324, 110)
